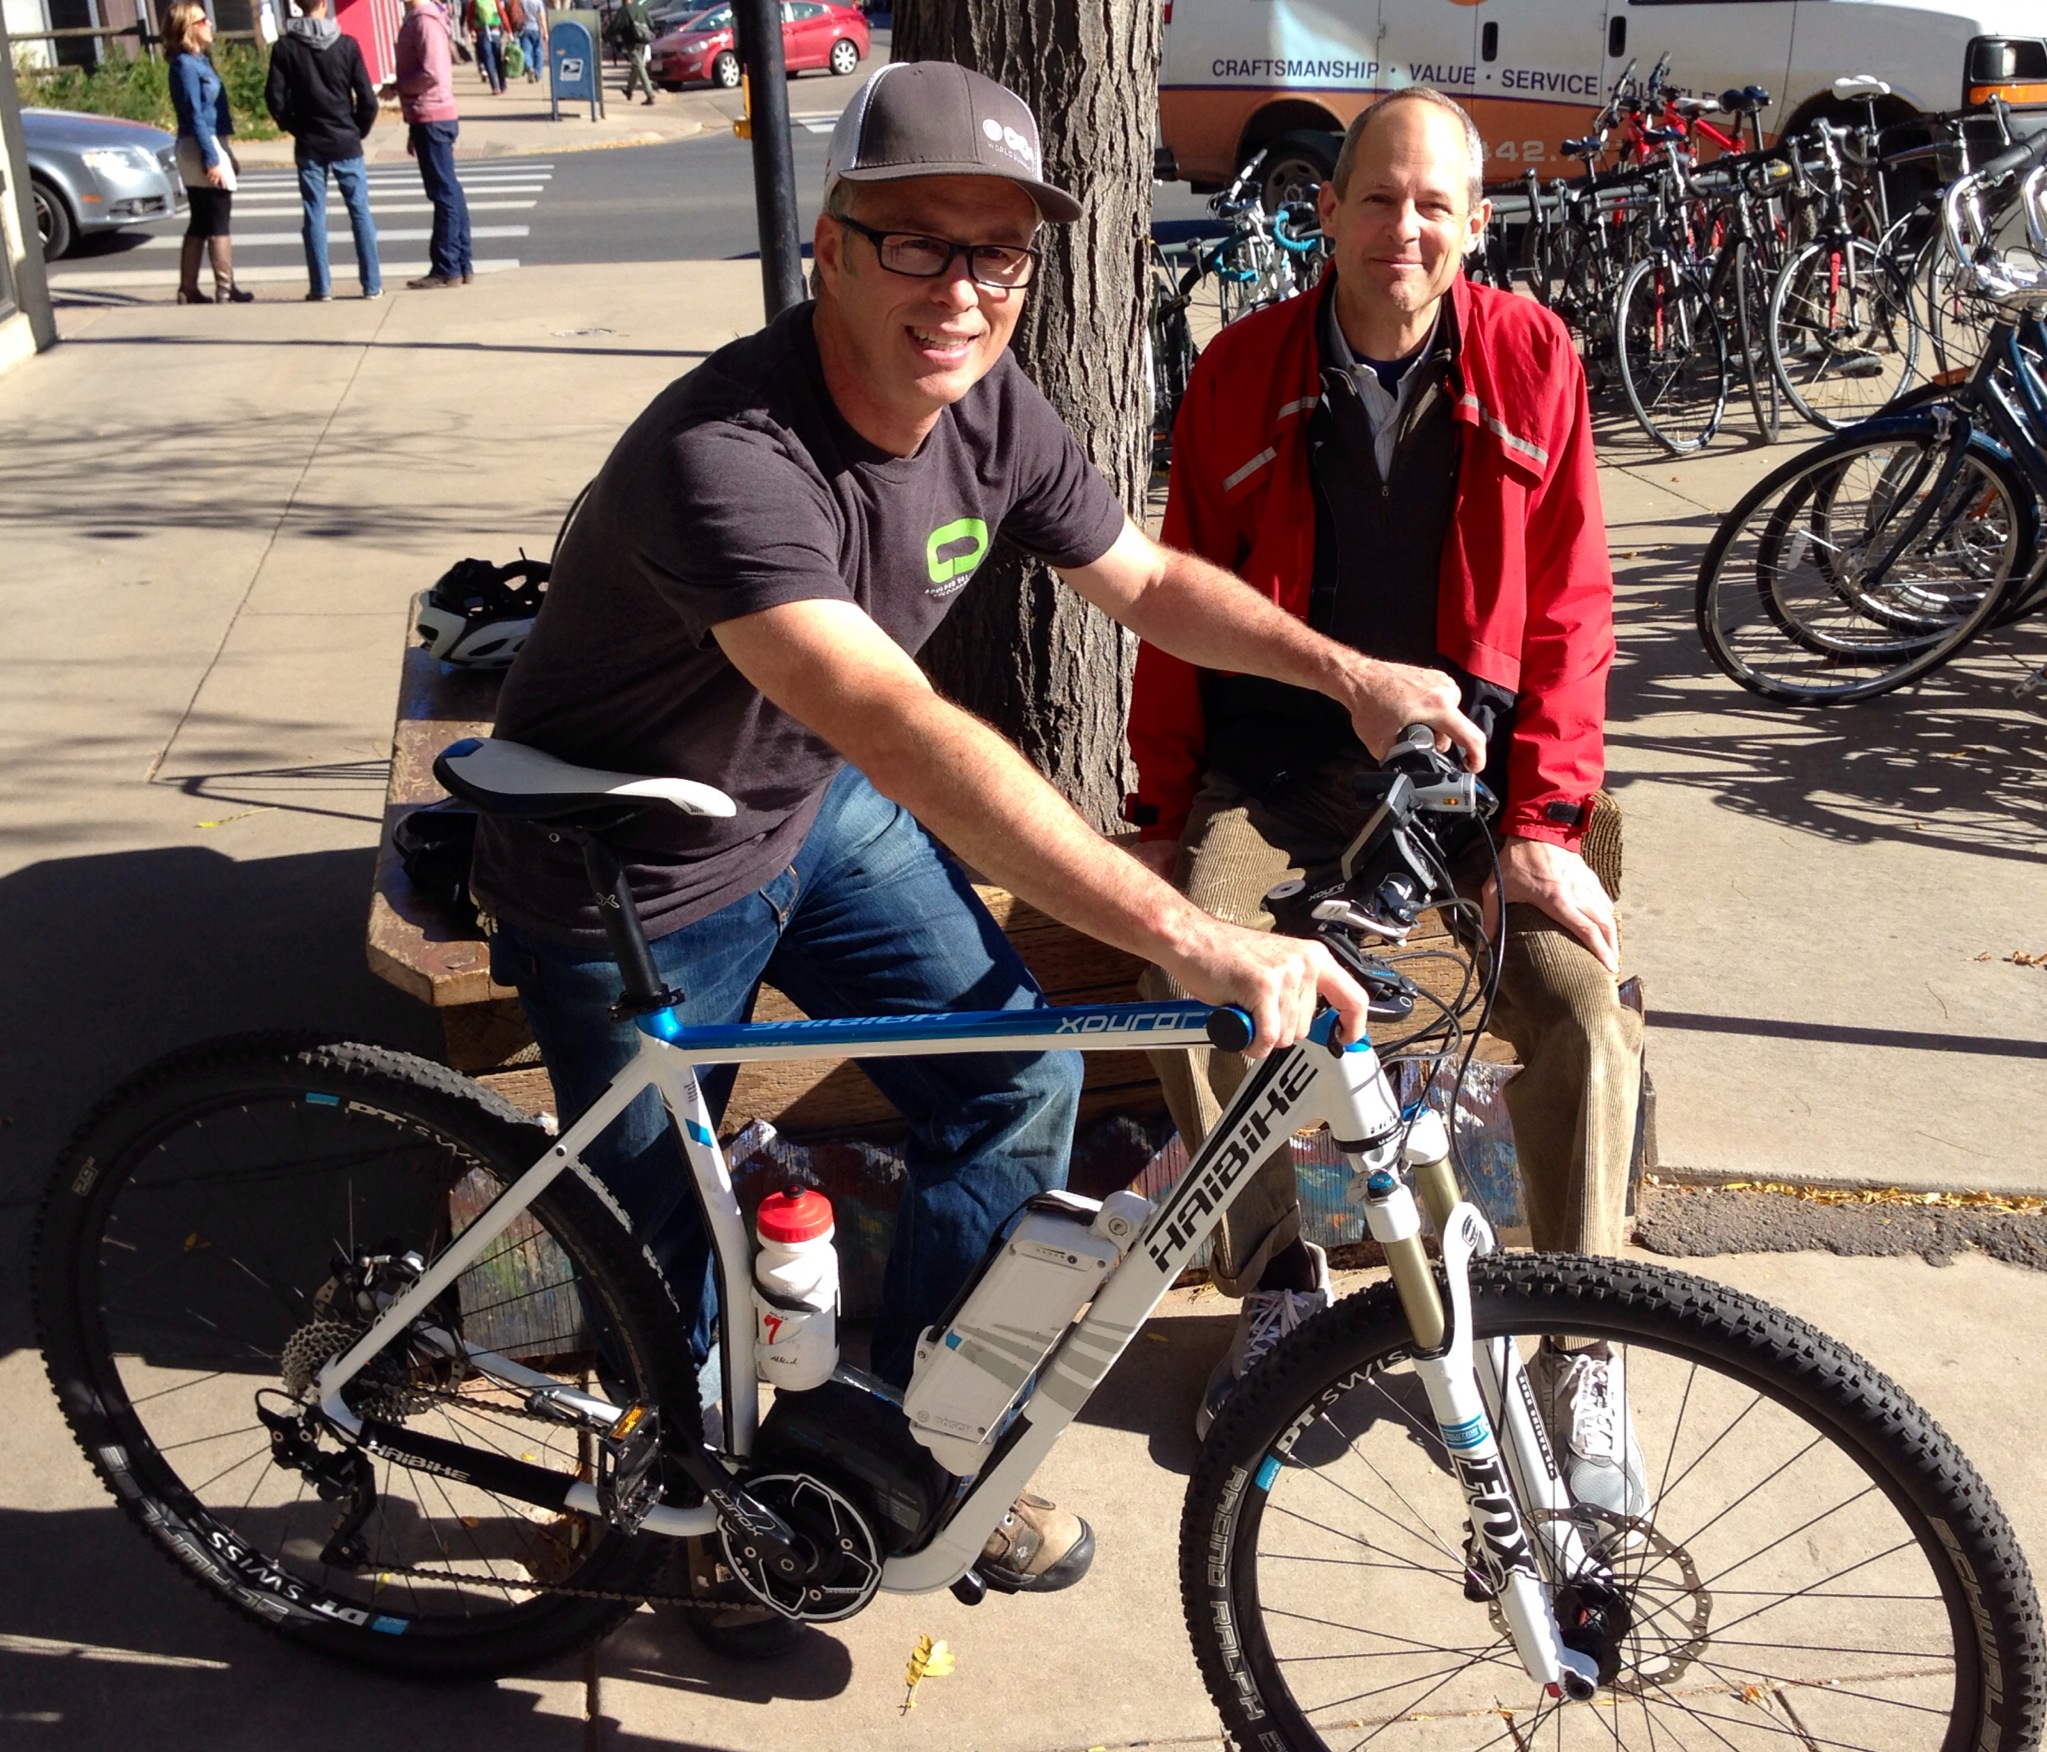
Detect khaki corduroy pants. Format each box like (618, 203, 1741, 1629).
(1139, 759, 1642, 1294)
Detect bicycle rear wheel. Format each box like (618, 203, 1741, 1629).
(33, 1035, 697, 1678)
(1696, 423, 2031, 702)
(1769, 235, 1921, 429)
(1180, 1255, 2044, 1752)
(1615, 254, 1728, 455)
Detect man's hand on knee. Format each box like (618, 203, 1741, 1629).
(1158, 920, 1369, 1056)
(1485, 837, 1620, 974)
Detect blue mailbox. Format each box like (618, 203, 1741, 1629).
(549, 12, 606, 123)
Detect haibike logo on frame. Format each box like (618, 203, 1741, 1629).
(1146, 1055, 1318, 1270)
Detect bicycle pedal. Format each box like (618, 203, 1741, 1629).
(950, 1568, 988, 1606)
(597, 1402, 664, 1534)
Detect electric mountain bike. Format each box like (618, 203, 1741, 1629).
(33, 729, 2045, 1750)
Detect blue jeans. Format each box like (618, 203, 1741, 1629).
(297, 155, 380, 298)
(489, 766, 1083, 1387)
(408, 121, 471, 279)
(519, 24, 543, 77)
(474, 28, 506, 90)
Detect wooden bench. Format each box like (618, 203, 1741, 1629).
(368, 631, 1167, 1136)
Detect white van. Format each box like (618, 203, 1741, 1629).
(1158, 0, 2047, 196)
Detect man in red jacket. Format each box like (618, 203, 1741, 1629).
(1131, 89, 1647, 1516)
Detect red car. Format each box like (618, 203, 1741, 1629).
(650, 2, 868, 91)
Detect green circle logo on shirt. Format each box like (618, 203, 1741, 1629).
(925, 517, 989, 596)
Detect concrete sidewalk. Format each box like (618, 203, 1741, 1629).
(0, 259, 2044, 1747)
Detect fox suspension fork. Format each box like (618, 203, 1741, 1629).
(1355, 1113, 1606, 1701)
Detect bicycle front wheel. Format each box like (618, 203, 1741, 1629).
(1615, 254, 1728, 455)
(1769, 235, 1921, 430)
(1696, 423, 2031, 703)
(33, 1035, 698, 1678)
(1180, 1255, 2043, 1752)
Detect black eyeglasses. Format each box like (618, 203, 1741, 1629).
(832, 215, 1040, 289)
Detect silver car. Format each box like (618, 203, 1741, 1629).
(23, 106, 183, 262)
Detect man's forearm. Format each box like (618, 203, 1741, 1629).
(857, 686, 1214, 974)
(1113, 540, 1366, 701)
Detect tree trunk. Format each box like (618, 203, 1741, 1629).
(891, 0, 1159, 831)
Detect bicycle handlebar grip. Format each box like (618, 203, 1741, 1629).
(1206, 1007, 1255, 1053)
(1976, 128, 2047, 184)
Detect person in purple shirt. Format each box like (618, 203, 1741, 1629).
(393, 0, 474, 288)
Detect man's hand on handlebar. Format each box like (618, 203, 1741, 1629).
(1340, 656, 1487, 773)
(1162, 918, 1371, 1058)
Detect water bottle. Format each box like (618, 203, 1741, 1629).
(752, 1185, 839, 1391)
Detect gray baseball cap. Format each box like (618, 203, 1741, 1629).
(824, 61, 1082, 224)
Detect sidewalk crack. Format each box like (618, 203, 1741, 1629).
(144, 294, 401, 782)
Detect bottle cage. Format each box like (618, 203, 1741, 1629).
(415, 556, 552, 669)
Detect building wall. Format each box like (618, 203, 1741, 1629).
(0, 17, 59, 371)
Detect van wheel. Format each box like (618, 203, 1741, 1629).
(1249, 130, 1338, 214)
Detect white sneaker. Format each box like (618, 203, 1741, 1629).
(1530, 1341, 1653, 1524)
(1195, 1242, 1333, 1441)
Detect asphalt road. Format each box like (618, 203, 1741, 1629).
(46, 97, 1215, 287)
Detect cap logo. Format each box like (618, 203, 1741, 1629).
(980, 115, 1036, 170)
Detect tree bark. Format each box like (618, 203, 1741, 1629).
(891, 0, 1160, 831)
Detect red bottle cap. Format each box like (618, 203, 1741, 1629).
(756, 1185, 833, 1244)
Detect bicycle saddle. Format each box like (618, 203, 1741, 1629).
(433, 737, 738, 821)
(1724, 84, 1770, 111)
(1833, 75, 1893, 101)
(1563, 136, 1603, 157)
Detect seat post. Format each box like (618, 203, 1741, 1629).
(568, 829, 684, 1019)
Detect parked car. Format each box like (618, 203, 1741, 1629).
(649, 1, 868, 92)
(22, 107, 183, 262)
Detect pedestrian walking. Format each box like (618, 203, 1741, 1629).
(464, 0, 509, 92)
(513, 0, 546, 83)
(265, 0, 383, 302)
(165, 0, 253, 303)
(394, 0, 473, 289)
(609, 0, 657, 105)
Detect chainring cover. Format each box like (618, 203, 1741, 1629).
(720, 1470, 884, 1623)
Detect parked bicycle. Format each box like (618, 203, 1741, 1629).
(1698, 129, 2047, 704)
(33, 723, 2044, 1748)
(1149, 150, 1327, 462)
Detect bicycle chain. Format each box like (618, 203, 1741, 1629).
(352, 1555, 704, 1608)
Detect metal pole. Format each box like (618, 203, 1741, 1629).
(730, 0, 804, 316)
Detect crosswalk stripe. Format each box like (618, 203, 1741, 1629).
(131, 225, 531, 249)
(49, 259, 521, 287)
(227, 200, 539, 216)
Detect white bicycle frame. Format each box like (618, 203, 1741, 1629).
(314, 995, 1603, 1698)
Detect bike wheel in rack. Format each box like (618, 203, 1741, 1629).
(33, 1035, 697, 1678)
(1615, 253, 1728, 455)
(1695, 421, 2032, 703)
(1180, 1254, 2044, 1752)
(1768, 234, 1921, 430)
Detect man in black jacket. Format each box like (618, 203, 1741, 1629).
(265, 0, 383, 300)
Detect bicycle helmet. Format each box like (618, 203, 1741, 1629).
(415, 556, 550, 668)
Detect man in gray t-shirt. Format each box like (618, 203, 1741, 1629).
(479, 61, 1480, 1648)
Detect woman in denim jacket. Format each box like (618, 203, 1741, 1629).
(166, 0, 254, 303)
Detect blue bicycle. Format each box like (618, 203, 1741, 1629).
(1699, 128, 2047, 704)
(33, 730, 2043, 1747)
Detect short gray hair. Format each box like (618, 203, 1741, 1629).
(1331, 87, 1486, 208)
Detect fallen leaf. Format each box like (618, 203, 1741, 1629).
(901, 1634, 955, 1713)
(196, 807, 273, 829)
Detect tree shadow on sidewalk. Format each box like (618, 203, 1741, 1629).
(0, 844, 443, 1363)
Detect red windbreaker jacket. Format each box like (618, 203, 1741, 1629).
(1129, 272, 1614, 850)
